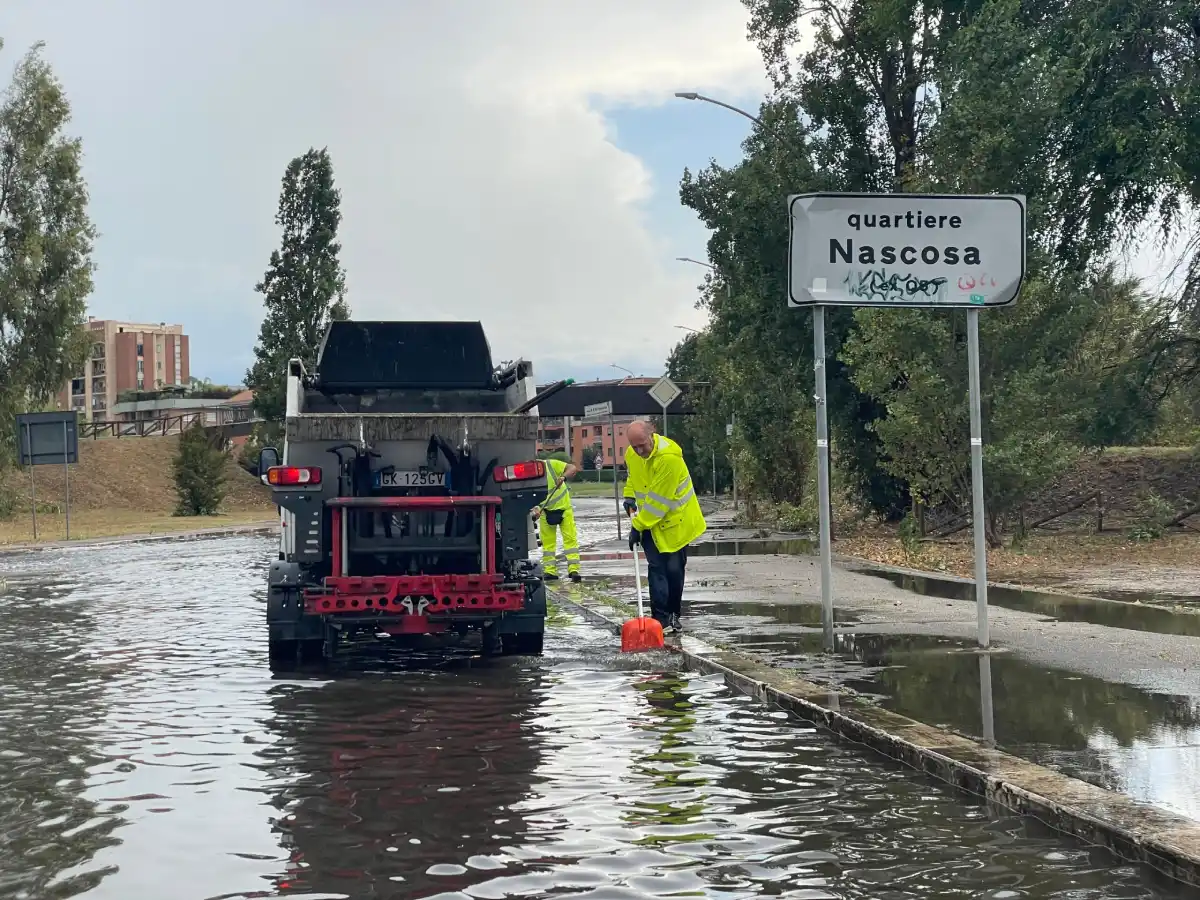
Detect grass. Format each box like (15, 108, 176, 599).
(0, 508, 277, 546)
(567, 478, 626, 498)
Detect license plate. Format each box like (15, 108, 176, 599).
(374, 470, 447, 488)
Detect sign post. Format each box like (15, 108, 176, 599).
(647, 375, 681, 437)
(583, 400, 620, 539)
(16, 411, 80, 542)
(727, 419, 737, 513)
(788, 192, 1026, 649)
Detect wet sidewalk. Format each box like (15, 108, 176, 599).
(571, 538, 1200, 826)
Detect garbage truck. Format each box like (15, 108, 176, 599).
(257, 320, 569, 669)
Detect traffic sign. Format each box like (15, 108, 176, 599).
(583, 400, 612, 420)
(647, 375, 681, 409)
(788, 192, 1026, 309)
(726, 423, 734, 437)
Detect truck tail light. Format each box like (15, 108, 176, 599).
(267, 465, 322, 486)
(493, 460, 545, 483)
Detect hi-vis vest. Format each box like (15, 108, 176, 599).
(623, 434, 707, 553)
(542, 458, 572, 511)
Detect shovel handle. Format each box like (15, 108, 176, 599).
(633, 545, 645, 619)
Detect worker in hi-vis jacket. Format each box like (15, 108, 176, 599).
(533, 456, 581, 583)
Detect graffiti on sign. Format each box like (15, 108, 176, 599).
(957, 273, 997, 291)
(842, 269, 948, 304)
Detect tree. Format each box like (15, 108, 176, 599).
(0, 41, 95, 461)
(246, 148, 349, 424)
(173, 419, 228, 515)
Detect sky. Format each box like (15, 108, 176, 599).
(1, 2, 1186, 389)
(2, 0, 767, 387)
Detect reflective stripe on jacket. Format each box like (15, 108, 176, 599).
(542, 458, 572, 511)
(623, 434, 706, 553)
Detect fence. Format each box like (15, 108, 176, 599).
(79, 409, 259, 439)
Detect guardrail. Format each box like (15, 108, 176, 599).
(79, 410, 260, 439)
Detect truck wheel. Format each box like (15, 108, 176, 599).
(269, 638, 299, 671)
(480, 623, 503, 657)
(502, 631, 544, 656)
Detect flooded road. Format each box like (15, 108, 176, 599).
(0, 534, 1192, 898)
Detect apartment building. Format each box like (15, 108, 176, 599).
(56, 318, 190, 422)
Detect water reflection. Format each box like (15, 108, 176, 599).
(0, 572, 118, 899)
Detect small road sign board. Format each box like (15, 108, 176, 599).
(648, 376, 682, 409)
(16, 411, 79, 466)
(583, 401, 613, 420)
(788, 192, 1026, 309)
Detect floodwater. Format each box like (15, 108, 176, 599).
(683, 598, 1200, 824)
(0, 535, 1192, 899)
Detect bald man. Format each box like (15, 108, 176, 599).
(622, 418, 707, 633)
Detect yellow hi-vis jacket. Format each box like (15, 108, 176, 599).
(541, 458, 573, 511)
(623, 434, 707, 554)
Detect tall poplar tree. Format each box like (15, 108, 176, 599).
(246, 148, 349, 423)
(0, 40, 95, 459)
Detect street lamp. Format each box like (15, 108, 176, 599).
(674, 324, 700, 334)
(676, 256, 732, 298)
(610, 363, 634, 378)
(674, 92, 763, 126)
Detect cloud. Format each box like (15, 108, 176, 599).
(3, 0, 766, 384)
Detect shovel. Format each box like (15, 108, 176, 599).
(620, 545, 664, 652)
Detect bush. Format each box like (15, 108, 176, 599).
(173, 419, 228, 516)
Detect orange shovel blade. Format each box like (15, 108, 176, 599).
(621, 616, 664, 652)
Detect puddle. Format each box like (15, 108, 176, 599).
(680, 599, 1200, 823)
(860, 569, 1200, 638)
(1092, 589, 1200, 607)
(689, 598, 860, 628)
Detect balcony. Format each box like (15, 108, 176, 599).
(91, 343, 106, 360)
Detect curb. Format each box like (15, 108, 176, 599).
(550, 586, 1200, 889)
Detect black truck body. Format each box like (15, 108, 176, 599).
(260, 320, 560, 668)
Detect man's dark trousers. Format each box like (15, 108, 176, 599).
(640, 530, 688, 624)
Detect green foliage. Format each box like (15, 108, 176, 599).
(0, 41, 94, 464)
(669, 0, 1197, 530)
(173, 420, 228, 516)
(246, 148, 350, 423)
(1127, 492, 1175, 542)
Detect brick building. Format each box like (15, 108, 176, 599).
(56, 319, 190, 422)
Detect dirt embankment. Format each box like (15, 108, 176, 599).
(1, 436, 275, 544)
(836, 448, 1200, 596)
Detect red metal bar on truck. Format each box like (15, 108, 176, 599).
(307, 494, 524, 617)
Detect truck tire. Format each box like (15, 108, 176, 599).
(269, 638, 299, 671)
(502, 630, 544, 656)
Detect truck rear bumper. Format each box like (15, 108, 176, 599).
(303, 574, 525, 616)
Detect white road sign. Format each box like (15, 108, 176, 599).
(788, 193, 1026, 309)
(583, 400, 612, 420)
(726, 423, 734, 437)
(648, 375, 682, 409)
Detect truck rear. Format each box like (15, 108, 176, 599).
(259, 320, 562, 669)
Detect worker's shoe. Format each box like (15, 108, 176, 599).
(544, 573, 559, 582)
(667, 614, 683, 634)
(568, 572, 582, 583)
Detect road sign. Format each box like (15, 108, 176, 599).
(647, 376, 681, 409)
(788, 192, 1026, 309)
(15, 411, 78, 541)
(16, 411, 78, 466)
(726, 423, 734, 437)
(583, 400, 613, 420)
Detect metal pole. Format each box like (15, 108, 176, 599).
(610, 409, 622, 540)
(25, 424, 37, 541)
(731, 414, 738, 514)
(813, 307, 834, 650)
(63, 421, 70, 540)
(712, 449, 717, 498)
(979, 652, 995, 746)
(661, 403, 668, 437)
(967, 308, 990, 648)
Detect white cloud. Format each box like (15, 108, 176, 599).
(3, 0, 766, 384)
